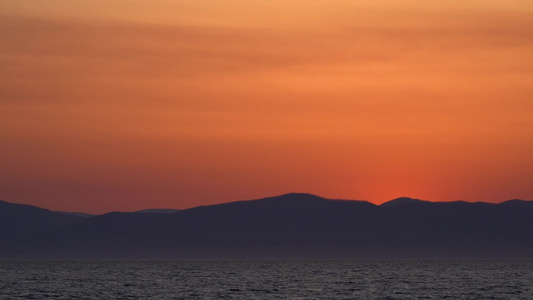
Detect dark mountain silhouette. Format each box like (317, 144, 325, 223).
(380, 197, 429, 207)
(134, 209, 180, 214)
(499, 199, 533, 210)
(0, 200, 84, 246)
(1, 194, 532, 258)
(54, 211, 95, 218)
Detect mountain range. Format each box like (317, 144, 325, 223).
(1, 194, 532, 259)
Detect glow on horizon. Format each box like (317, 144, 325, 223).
(1, 0, 532, 213)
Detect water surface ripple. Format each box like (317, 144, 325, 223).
(0, 259, 531, 299)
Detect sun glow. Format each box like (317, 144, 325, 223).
(1, 0, 532, 213)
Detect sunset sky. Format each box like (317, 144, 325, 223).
(1, 1, 532, 213)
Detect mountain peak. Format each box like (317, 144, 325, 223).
(380, 197, 428, 207)
(279, 192, 324, 199)
(499, 199, 533, 209)
(245, 193, 329, 206)
(261, 193, 327, 203)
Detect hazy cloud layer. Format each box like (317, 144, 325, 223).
(1, 2, 532, 212)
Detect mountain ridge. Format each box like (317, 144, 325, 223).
(1, 194, 532, 259)
(3, 194, 532, 215)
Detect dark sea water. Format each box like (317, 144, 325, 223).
(0, 259, 531, 299)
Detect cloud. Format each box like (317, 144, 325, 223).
(0, 2, 532, 211)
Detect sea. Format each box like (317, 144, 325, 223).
(0, 259, 531, 299)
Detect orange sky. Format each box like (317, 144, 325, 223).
(1, 0, 532, 213)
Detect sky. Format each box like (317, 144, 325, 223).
(1, 0, 532, 213)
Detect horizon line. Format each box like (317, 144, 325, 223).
(1, 192, 531, 215)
